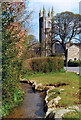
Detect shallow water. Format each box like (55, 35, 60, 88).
(5, 83, 45, 118)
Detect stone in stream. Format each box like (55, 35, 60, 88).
(45, 92, 56, 103)
(47, 96, 61, 108)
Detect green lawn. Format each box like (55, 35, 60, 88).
(62, 109, 80, 119)
(23, 72, 79, 86)
(23, 72, 80, 108)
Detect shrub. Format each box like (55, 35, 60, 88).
(68, 60, 81, 67)
(23, 57, 64, 75)
(2, 59, 24, 117)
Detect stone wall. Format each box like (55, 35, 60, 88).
(68, 45, 80, 61)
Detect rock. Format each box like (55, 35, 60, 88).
(38, 83, 42, 86)
(45, 107, 56, 118)
(46, 108, 75, 119)
(54, 96, 61, 105)
(49, 86, 55, 90)
(55, 109, 75, 119)
(26, 80, 29, 83)
(45, 92, 56, 103)
(33, 82, 38, 89)
(46, 86, 55, 94)
(59, 89, 64, 92)
(30, 80, 35, 84)
(72, 87, 75, 89)
(47, 99, 56, 108)
(21, 78, 26, 81)
(47, 96, 61, 108)
(35, 83, 43, 90)
(37, 83, 43, 89)
(67, 104, 81, 112)
(76, 72, 80, 75)
(46, 112, 55, 119)
(45, 94, 49, 101)
(31, 82, 43, 91)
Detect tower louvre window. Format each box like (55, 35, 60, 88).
(48, 21, 50, 27)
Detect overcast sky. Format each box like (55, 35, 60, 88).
(27, 0, 81, 40)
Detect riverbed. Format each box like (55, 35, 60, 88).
(5, 83, 45, 118)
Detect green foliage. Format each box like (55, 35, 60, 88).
(59, 68, 66, 73)
(14, 88, 24, 103)
(2, 2, 24, 117)
(68, 60, 81, 67)
(2, 56, 24, 117)
(23, 57, 64, 75)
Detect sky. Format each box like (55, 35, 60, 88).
(27, 0, 81, 40)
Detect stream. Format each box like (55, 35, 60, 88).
(5, 83, 45, 118)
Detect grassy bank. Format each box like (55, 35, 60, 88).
(23, 72, 80, 118)
(23, 72, 79, 86)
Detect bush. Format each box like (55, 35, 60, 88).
(68, 60, 81, 67)
(2, 59, 24, 117)
(23, 57, 64, 75)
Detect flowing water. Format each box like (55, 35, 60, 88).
(5, 83, 45, 118)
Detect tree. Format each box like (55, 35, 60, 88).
(21, 34, 39, 59)
(2, 1, 32, 117)
(45, 12, 81, 63)
(54, 12, 81, 54)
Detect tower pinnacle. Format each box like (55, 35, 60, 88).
(43, 7, 46, 17)
(51, 7, 54, 17)
(39, 9, 42, 17)
(48, 9, 50, 17)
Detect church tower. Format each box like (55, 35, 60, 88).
(39, 7, 54, 56)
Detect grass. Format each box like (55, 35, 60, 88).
(23, 72, 80, 117)
(47, 84, 80, 107)
(62, 109, 81, 119)
(23, 72, 79, 86)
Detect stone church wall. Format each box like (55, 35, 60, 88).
(68, 45, 80, 61)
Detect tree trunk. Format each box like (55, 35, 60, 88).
(65, 49, 68, 67)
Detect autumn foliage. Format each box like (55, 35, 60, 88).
(2, 2, 30, 117)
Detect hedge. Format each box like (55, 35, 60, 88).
(68, 60, 81, 67)
(23, 57, 64, 75)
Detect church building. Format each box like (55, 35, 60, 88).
(39, 7, 64, 56)
(39, 7, 54, 56)
(39, 8, 81, 61)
